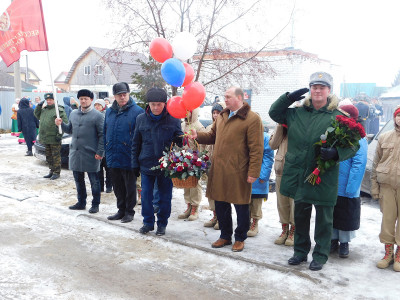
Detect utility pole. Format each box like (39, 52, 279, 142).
(11, 0, 22, 98)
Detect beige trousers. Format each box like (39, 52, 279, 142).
(250, 198, 263, 220)
(276, 175, 295, 225)
(379, 183, 400, 245)
(184, 181, 202, 206)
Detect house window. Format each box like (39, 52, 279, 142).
(95, 65, 103, 75)
(84, 65, 91, 75)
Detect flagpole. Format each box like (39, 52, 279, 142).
(11, 0, 21, 99)
(46, 52, 62, 134)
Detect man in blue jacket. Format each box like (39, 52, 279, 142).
(104, 82, 144, 223)
(132, 87, 183, 236)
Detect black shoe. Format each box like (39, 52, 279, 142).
(309, 260, 324, 271)
(330, 239, 339, 253)
(339, 242, 349, 258)
(139, 224, 154, 234)
(89, 205, 99, 214)
(43, 172, 53, 178)
(107, 212, 124, 220)
(121, 214, 134, 223)
(156, 226, 166, 236)
(153, 205, 160, 214)
(288, 255, 307, 265)
(106, 187, 113, 193)
(50, 174, 60, 180)
(69, 203, 86, 210)
(25, 151, 33, 156)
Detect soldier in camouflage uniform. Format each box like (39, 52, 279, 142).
(34, 93, 68, 180)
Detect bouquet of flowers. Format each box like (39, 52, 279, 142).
(305, 115, 366, 185)
(151, 144, 211, 188)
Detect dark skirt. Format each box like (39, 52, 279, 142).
(333, 196, 361, 231)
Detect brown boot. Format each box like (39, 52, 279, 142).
(274, 223, 289, 245)
(232, 241, 245, 252)
(394, 246, 400, 272)
(188, 205, 199, 221)
(377, 243, 394, 269)
(211, 238, 232, 248)
(178, 203, 191, 219)
(285, 225, 295, 246)
(247, 218, 259, 237)
(204, 210, 217, 227)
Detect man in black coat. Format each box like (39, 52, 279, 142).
(17, 97, 39, 156)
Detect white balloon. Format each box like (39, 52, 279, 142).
(172, 31, 198, 61)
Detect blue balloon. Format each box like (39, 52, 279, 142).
(161, 58, 186, 87)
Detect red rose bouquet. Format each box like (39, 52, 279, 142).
(305, 115, 366, 185)
(151, 145, 211, 180)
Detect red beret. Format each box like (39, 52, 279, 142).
(340, 104, 359, 120)
(394, 107, 400, 118)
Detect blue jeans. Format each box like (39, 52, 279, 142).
(73, 171, 101, 206)
(215, 201, 250, 242)
(141, 173, 172, 228)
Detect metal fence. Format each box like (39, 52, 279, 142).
(0, 91, 76, 130)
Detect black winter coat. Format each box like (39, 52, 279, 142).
(333, 196, 361, 231)
(17, 99, 39, 143)
(132, 106, 183, 176)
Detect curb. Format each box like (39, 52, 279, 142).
(80, 213, 321, 284)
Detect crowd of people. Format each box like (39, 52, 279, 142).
(9, 72, 400, 273)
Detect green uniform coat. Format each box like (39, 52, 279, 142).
(34, 104, 68, 145)
(269, 93, 358, 207)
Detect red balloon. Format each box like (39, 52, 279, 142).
(167, 96, 187, 119)
(182, 82, 206, 111)
(182, 63, 194, 87)
(149, 37, 173, 63)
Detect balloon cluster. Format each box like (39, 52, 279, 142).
(149, 32, 206, 119)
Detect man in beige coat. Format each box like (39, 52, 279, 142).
(190, 87, 264, 252)
(371, 105, 400, 271)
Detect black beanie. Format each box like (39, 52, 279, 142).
(77, 89, 94, 99)
(146, 87, 167, 103)
(211, 103, 223, 113)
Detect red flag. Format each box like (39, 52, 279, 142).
(0, 0, 48, 67)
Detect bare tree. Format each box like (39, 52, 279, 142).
(104, 0, 297, 95)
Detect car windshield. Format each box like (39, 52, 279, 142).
(374, 120, 394, 141)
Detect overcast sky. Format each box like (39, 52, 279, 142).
(1, 0, 399, 88)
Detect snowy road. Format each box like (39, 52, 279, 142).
(0, 133, 398, 299)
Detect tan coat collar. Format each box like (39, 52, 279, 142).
(220, 102, 251, 119)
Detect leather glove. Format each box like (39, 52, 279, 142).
(133, 167, 140, 178)
(320, 147, 339, 161)
(287, 88, 309, 103)
(38, 100, 45, 106)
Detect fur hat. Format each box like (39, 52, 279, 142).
(340, 104, 359, 120)
(77, 89, 94, 99)
(113, 82, 130, 95)
(146, 87, 167, 103)
(44, 93, 54, 100)
(94, 99, 106, 109)
(309, 72, 333, 88)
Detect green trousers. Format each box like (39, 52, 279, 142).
(293, 202, 334, 264)
(45, 143, 62, 175)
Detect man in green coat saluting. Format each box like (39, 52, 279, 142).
(269, 72, 358, 271)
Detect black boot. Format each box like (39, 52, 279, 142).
(69, 202, 86, 210)
(121, 214, 134, 223)
(25, 151, 33, 156)
(50, 174, 60, 180)
(339, 242, 349, 258)
(288, 255, 307, 265)
(43, 172, 53, 178)
(107, 212, 124, 220)
(330, 239, 339, 253)
(89, 205, 99, 214)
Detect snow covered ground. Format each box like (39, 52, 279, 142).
(0, 133, 398, 299)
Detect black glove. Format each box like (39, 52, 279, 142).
(133, 167, 140, 177)
(287, 88, 309, 103)
(320, 147, 339, 161)
(38, 100, 45, 106)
